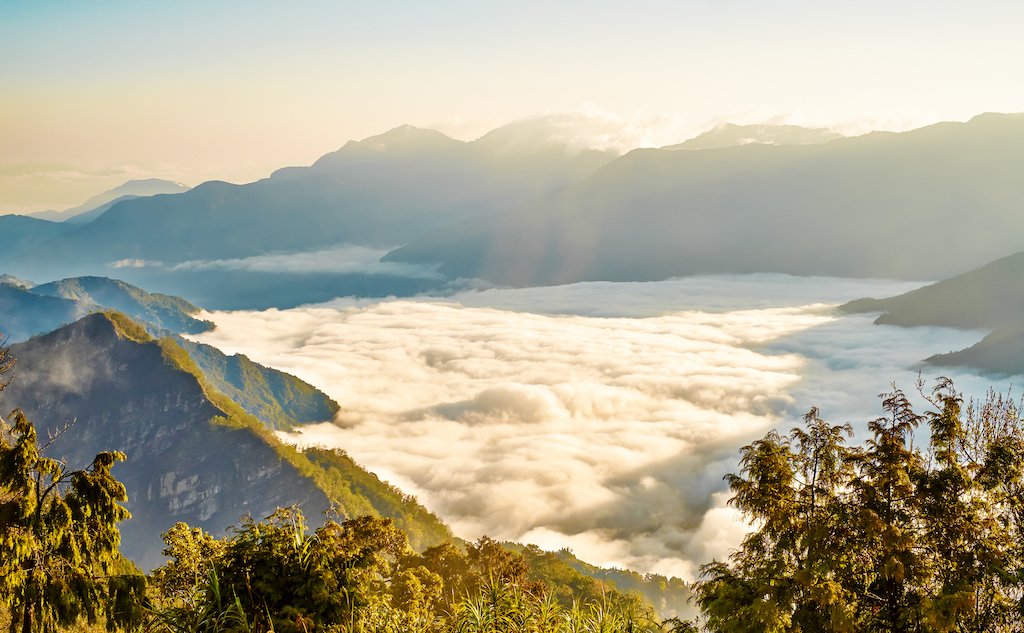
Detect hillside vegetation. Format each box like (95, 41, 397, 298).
(3, 312, 450, 567)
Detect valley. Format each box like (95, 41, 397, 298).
(6, 115, 1024, 597)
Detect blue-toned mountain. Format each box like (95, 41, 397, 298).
(0, 126, 615, 281)
(388, 113, 1024, 285)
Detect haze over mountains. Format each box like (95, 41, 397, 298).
(0, 274, 211, 341)
(662, 122, 843, 150)
(389, 113, 1024, 285)
(0, 124, 614, 279)
(7, 114, 1024, 373)
(5, 114, 1022, 311)
(25, 178, 190, 223)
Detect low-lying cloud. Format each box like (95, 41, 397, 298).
(191, 275, 1016, 580)
(109, 245, 443, 279)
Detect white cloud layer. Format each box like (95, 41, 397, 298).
(470, 106, 699, 153)
(191, 275, 1016, 580)
(108, 245, 444, 279)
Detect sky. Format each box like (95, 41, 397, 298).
(3, 0, 1024, 211)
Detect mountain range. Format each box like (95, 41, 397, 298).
(26, 178, 190, 223)
(8, 112, 1024, 618)
(387, 113, 1024, 285)
(0, 125, 615, 283)
(0, 274, 339, 431)
(1, 309, 692, 613)
(0, 275, 211, 341)
(2, 307, 696, 614)
(0, 119, 861, 308)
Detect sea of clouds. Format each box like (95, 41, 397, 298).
(112, 245, 444, 279)
(191, 274, 1015, 580)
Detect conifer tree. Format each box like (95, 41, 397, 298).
(1, 348, 133, 633)
(695, 381, 1024, 633)
(0, 407, 132, 626)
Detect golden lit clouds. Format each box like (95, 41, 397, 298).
(188, 274, 1014, 577)
(196, 298, 820, 578)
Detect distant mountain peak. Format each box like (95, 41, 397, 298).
(0, 274, 211, 343)
(471, 115, 624, 156)
(354, 124, 460, 151)
(117, 177, 189, 189)
(664, 122, 843, 151)
(311, 125, 462, 170)
(968, 111, 1023, 123)
(28, 178, 190, 223)
(74, 178, 190, 206)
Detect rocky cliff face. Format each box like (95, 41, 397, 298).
(3, 313, 332, 569)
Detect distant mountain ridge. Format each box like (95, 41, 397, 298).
(0, 214, 76, 253)
(28, 178, 190, 223)
(176, 337, 339, 431)
(840, 251, 1024, 330)
(0, 275, 211, 341)
(0, 125, 616, 284)
(387, 112, 1024, 286)
(6, 114, 1024, 309)
(664, 122, 843, 150)
(841, 250, 1024, 376)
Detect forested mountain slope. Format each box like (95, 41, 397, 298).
(2, 313, 450, 568)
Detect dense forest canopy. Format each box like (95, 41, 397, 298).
(696, 380, 1024, 632)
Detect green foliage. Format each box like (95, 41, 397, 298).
(532, 548, 693, 620)
(0, 408, 137, 633)
(449, 580, 665, 633)
(148, 508, 411, 633)
(695, 380, 1024, 632)
(174, 338, 339, 431)
(148, 523, 227, 624)
(302, 447, 451, 551)
(102, 311, 154, 345)
(144, 511, 688, 633)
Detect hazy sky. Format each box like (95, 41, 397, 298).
(3, 0, 1023, 211)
